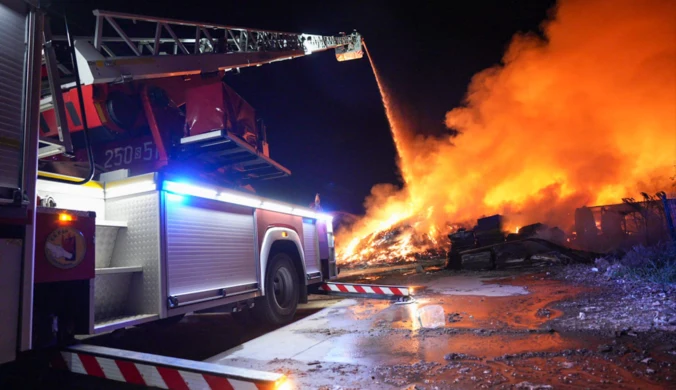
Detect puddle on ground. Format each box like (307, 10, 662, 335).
(378, 276, 583, 331)
(425, 274, 530, 296)
(304, 273, 670, 389)
(300, 275, 593, 366)
(355, 330, 596, 363)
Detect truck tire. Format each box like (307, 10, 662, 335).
(253, 253, 299, 326)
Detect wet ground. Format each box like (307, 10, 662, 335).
(74, 267, 676, 389)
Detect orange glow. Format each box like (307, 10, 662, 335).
(337, 0, 676, 265)
(275, 377, 292, 390)
(58, 213, 74, 222)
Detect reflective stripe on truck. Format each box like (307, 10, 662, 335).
(52, 344, 287, 390)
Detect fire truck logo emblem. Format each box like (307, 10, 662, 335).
(45, 227, 86, 269)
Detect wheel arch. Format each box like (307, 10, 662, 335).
(259, 227, 307, 297)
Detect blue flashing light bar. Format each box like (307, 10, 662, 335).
(165, 193, 186, 203)
(162, 180, 332, 222)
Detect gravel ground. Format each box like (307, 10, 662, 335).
(548, 264, 676, 333)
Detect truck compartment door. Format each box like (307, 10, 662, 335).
(0, 238, 22, 364)
(165, 197, 257, 307)
(302, 219, 321, 279)
(0, 0, 28, 198)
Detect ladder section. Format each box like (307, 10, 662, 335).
(67, 9, 361, 85)
(39, 17, 74, 158)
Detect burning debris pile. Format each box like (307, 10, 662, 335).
(339, 194, 676, 270)
(339, 220, 449, 266)
(336, 0, 676, 266)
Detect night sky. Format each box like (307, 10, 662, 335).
(49, 0, 557, 215)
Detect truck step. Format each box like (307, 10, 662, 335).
(94, 314, 159, 334)
(95, 220, 127, 269)
(95, 266, 143, 275)
(95, 220, 128, 228)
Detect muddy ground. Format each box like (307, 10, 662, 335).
(329, 265, 676, 389)
(18, 263, 674, 390)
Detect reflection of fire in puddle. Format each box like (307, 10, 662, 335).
(424, 332, 594, 361)
(345, 326, 598, 367)
(379, 275, 585, 331)
(386, 331, 591, 361)
(345, 300, 392, 321)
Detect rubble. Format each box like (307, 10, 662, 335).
(604, 263, 626, 278)
(373, 361, 441, 387)
(515, 382, 553, 390)
(549, 262, 676, 332)
(597, 344, 612, 353)
(443, 353, 480, 361)
(594, 257, 611, 272)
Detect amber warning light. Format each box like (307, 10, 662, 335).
(58, 213, 76, 222)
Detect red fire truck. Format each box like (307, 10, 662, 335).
(0, 2, 363, 385)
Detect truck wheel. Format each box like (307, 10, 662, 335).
(254, 253, 299, 326)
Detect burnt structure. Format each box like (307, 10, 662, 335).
(447, 195, 676, 270)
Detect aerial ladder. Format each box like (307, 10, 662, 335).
(38, 9, 364, 184)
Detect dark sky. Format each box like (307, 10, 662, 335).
(49, 0, 557, 214)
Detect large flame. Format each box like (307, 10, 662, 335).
(337, 0, 676, 265)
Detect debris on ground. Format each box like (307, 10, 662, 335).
(515, 382, 554, 390)
(550, 262, 676, 332)
(597, 344, 612, 353)
(443, 353, 480, 361)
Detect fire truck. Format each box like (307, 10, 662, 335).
(0, 1, 364, 384)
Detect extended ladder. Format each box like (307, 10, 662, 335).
(37, 9, 363, 163)
(62, 9, 362, 85)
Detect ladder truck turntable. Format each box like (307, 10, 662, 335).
(0, 1, 364, 387)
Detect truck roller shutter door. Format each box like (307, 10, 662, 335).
(0, 0, 28, 201)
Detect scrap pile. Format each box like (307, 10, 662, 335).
(340, 222, 448, 268)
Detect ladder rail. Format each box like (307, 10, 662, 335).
(46, 10, 359, 85)
(80, 9, 352, 58)
(41, 15, 73, 156)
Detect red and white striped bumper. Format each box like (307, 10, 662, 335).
(52, 344, 285, 389)
(320, 282, 411, 297)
